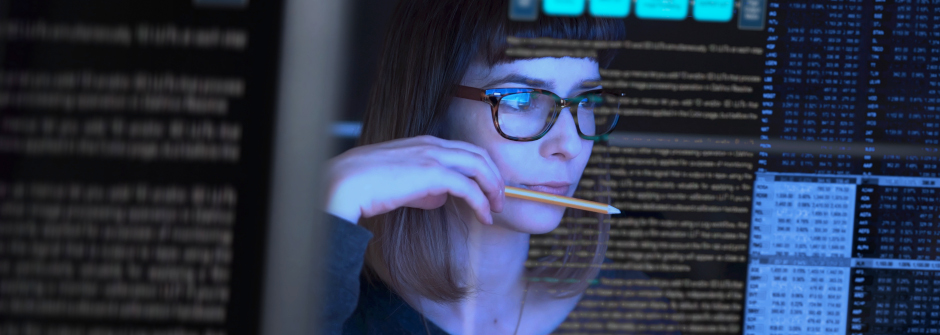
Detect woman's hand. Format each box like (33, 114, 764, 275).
(325, 135, 506, 225)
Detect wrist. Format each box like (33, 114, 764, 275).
(325, 179, 362, 225)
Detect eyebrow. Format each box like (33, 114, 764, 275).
(482, 73, 550, 89)
(482, 73, 604, 90)
(579, 79, 603, 89)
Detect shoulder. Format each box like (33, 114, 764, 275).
(342, 273, 448, 335)
(327, 213, 373, 243)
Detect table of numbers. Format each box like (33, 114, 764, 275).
(745, 173, 857, 335)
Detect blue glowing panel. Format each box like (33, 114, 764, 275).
(738, 0, 767, 30)
(635, 0, 688, 20)
(542, 0, 586, 16)
(509, 0, 539, 21)
(589, 0, 630, 18)
(693, 0, 733, 22)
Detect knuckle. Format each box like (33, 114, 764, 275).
(419, 157, 442, 169)
(471, 145, 487, 155)
(458, 143, 481, 155)
(468, 150, 485, 161)
(468, 144, 488, 156)
(457, 149, 484, 165)
(470, 148, 494, 165)
(460, 176, 480, 194)
(415, 144, 439, 156)
(470, 152, 496, 176)
(417, 135, 440, 143)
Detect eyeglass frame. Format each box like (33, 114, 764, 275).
(453, 85, 622, 142)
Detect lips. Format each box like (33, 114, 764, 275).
(520, 182, 572, 196)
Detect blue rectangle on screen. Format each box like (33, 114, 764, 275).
(510, 0, 539, 21)
(543, 0, 586, 16)
(693, 0, 733, 22)
(590, 0, 630, 18)
(738, 0, 767, 30)
(635, 0, 688, 20)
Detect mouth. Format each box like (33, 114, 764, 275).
(519, 182, 572, 196)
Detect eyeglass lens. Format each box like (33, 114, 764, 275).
(496, 92, 618, 138)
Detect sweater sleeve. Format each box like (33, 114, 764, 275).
(320, 214, 373, 335)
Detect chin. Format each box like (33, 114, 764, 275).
(494, 198, 566, 234)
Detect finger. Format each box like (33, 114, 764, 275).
(420, 137, 505, 211)
(419, 146, 504, 214)
(376, 135, 505, 213)
(376, 135, 443, 149)
(434, 170, 495, 225)
(401, 168, 492, 225)
(403, 193, 448, 210)
(357, 166, 490, 225)
(386, 136, 504, 191)
(425, 137, 504, 186)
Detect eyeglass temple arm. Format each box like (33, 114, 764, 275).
(454, 85, 488, 102)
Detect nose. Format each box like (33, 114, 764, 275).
(538, 106, 582, 160)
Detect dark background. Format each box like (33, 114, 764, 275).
(0, 1, 284, 334)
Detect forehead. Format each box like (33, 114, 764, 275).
(461, 57, 601, 94)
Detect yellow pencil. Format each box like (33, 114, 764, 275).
(504, 186, 621, 215)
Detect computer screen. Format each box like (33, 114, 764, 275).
(3, 0, 938, 334)
(329, 0, 940, 334)
(0, 1, 301, 334)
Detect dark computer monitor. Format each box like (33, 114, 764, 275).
(0, 1, 339, 335)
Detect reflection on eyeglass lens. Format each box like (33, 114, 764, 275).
(496, 92, 618, 138)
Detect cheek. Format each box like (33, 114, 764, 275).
(444, 100, 496, 142)
(446, 102, 528, 177)
(494, 140, 594, 233)
(576, 140, 594, 171)
(489, 142, 541, 181)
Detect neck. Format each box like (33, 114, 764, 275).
(451, 201, 530, 296)
(413, 198, 532, 334)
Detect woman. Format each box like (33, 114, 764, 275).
(323, 0, 645, 334)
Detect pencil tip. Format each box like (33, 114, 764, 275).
(608, 206, 620, 215)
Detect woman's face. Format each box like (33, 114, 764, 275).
(446, 57, 599, 234)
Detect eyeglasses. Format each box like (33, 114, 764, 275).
(454, 85, 622, 142)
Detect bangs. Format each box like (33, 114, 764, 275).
(476, 12, 626, 68)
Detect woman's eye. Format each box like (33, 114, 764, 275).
(502, 95, 535, 111)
